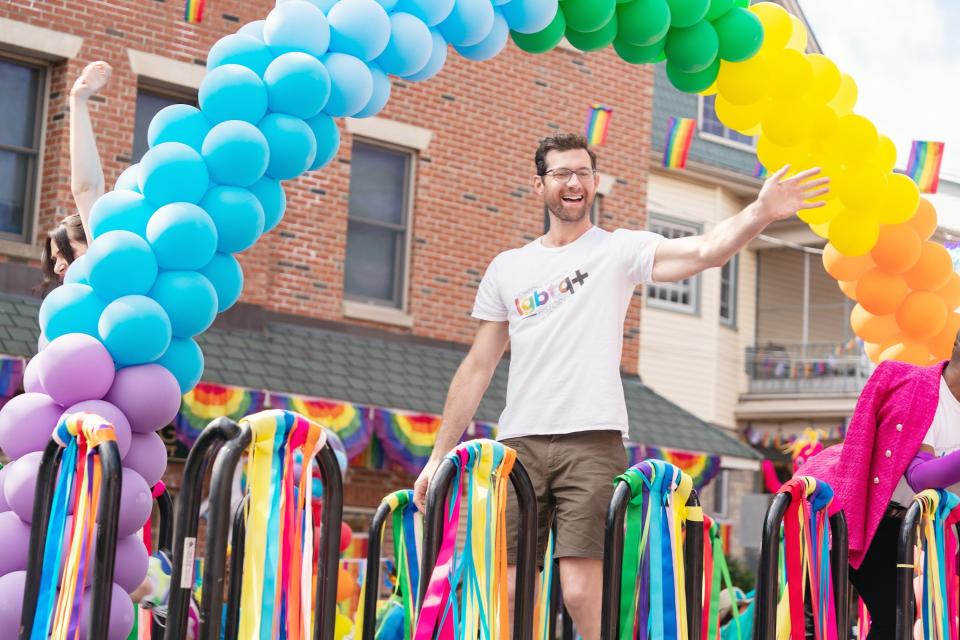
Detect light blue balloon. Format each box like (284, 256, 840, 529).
(237, 20, 265, 39)
(199, 186, 265, 253)
(264, 52, 331, 119)
(376, 0, 399, 9)
(138, 142, 209, 206)
(39, 283, 105, 341)
(114, 165, 141, 192)
(321, 53, 374, 117)
(63, 254, 90, 285)
(394, 0, 455, 26)
(455, 9, 508, 60)
(201, 120, 270, 187)
(264, 0, 331, 58)
(377, 12, 433, 77)
(199, 253, 244, 312)
(404, 29, 448, 81)
(305, 113, 341, 171)
(157, 337, 204, 395)
(88, 190, 154, 239)
(199, 64, 268, 125)
(147, 104, 211, 153)
(501, 0, 558, 34)
(86, 231, 159, 301)
(99, 295, 172, 367)
(438, 0, 495, 46)
(207, 33, 274, 76)
(248, 178, 287, 232)
(328, 0, 392, 61)
(149, 271, 218, 338)
(259, 113, 317, 180)
(278, 0, 337, 10)
(353, 63, 391, 118)
(146, 203, 218, 271)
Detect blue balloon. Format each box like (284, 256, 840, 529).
(39, 283, 105, 341)
(264, 0, 331, 58)
(138, 142, 210, 206)
(148, 271, 218, 338)
(376, 0, 399, 9)
(146, 203, 218, 271)
(88, 191, 154, 239)
(305, 113, 341, 171)
(377, 12, 433, 77)
(207, 33, 274, 76)
(264, 52, 331, 120)
(147, 105, 211, 153)
(394, 0, 455, 26)
(353, 63, 391, 118)
(199, 186, 265, 253)
(199, 253, 244, 312)
(328, 0, 392, 61)
(199, 64, 268, 125)
(99, 295, 172, 367)
(438, 0, 494, 46)
(86, 231, 159, 301)
(404, 29, 449, 81)
(201, 120, 270, 187)
(322, 53, 374, 117)
(248, 178, 287, 233)
(259, 113, 317, 181)
(114, 164, 141, 192)
(501, 0, 558, 33)
(63, 254, 90, 285)
(455, 9, 508, 60)
(237, 20, 265, 39)
(278, 0, 337, 10)
(157, 337, 204, 395)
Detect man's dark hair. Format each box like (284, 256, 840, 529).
(535, 133, 597, 176)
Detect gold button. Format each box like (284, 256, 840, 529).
(873, 477, 880, 484)
(886, 450, 892, 458)
(896, 424, 903, 431)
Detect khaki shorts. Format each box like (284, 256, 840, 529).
(502, 430, 627, 564)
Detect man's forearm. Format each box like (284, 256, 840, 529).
(698, 201, 766, 268)
(430, 358, 496, 461)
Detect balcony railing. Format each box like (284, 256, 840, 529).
(745, 341, 871, 395)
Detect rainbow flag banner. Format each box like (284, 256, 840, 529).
(906, 140, 945, 193)
(585, 104, 613, 146)
(184, 0, 205, 23)
(269, 393, 374, 459)
(176, 383, 268, 445)
(662, 116, 696, 169)
(0, 356, 24, 401)
(753, 160, 768, 179)
(626, 443, 722, 490)
(374, 409, 442, 475)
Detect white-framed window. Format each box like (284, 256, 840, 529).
(698, 94, 756, 151)
(713, 469, 730, 518)
(720, 254, 738, 327)
(344, 138, 416, 309)
(132, 85, 198, 162)
(543, 195, 601, 232)
(0, 53, 46, 243)
(646, 215, 701, 314)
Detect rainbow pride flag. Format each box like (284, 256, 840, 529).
(184, 0, 205, 23)
(906, 140, 945, 193)
(626, 443, 722, 490)
(584, 104, 613, 146)
(753, 160, 768, 179)
(662, 116, 696, 169)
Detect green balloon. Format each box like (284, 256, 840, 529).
(713, 6, 762, 61)
(666, 57, 720, 93)
(616, 0, 671, 46)
(613, 35, 666, 64)
(666, 0, 710, 27)
(704, 0, 734, 21)
(511, 9, 567, 53)
(733, 0, 749, 6)
(566, 14, 619, 51)
(664, 20, 718, 72)
(561, 0, 616, 34)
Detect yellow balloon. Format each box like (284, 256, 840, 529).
(871, 136, 897, 174)
(798, 197, 843, 225)
(828, 210, 880, 257)
(717, 56, 770, 106)
(767, 49, 813, 99)
(750, 2, 793, 55)
(830, 114, 878, 160)
(806, 54, 840, 102)
(761, 99, 812, 147)
(878, 174, 921, 225)
(810, 221, 831, 239)
(756, 135, 793, 173)
(807, 102, 839, 142)
(698, 79, 718, 96)
(828, 73, 858, 115)
(786, 14, 808, 51)
(715, 96, 767, 133)
(335, 614, 353, 640)
(835, 163, 887, 211)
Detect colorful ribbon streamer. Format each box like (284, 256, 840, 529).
(910, 489, 960, 640)
(702, 515, 741, 640)
(270, 393, 373, 459)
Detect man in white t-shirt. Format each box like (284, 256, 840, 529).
(413, 133, 828, 639)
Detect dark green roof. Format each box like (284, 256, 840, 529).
(0, 293, 756, 459)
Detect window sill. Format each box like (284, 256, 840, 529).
(645, 299, 700, 317)
(0, 240, 41, 260)
(343, 300, 414, 328)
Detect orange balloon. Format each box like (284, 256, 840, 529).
(937, 272, 960, 312)
(869, 224, 921, 274)
(903, 242, 953, 291)
(822, 243, 875, 281)
(856, 268, 908, 316)
(864, 341, 885, 363)
(880, 341, 931, 366)
(907, 198, 938, 241)
(838, 279, 858, 301)
(896, 290, 948, 340)
(336, 567, 357, 602)
(850, 304, 900, 344)
(928, 312, 960, 360)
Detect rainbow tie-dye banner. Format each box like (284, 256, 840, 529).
(176, 383, 268, 445)
(184, 0, 205, 23)
(662, 116, 696, 169)
(585, 104, 613, 146)
(906, 140, 945, 193)
(0, 356, 24, 403)
(374, 409, 442, 475)
(625, 443, 722, 490)
(269, 393, 373, 459)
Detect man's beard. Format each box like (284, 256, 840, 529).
(546, 194, 593, 223)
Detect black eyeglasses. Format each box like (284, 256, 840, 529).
(540, 168, 596, 183)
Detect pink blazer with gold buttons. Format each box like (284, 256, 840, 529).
(797, 359, 944, 569)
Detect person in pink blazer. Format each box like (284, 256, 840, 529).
(799, 332, 960, 638)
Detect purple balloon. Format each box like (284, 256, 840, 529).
(62, 400, 132, 459)
(77, 581, 134, 640)
(22, 355, 44, 393)
(113, 534, 149, 593)
(123, 432, 167, 487)
(0, 465, 9, 512)
(104, 364, 181, 433)
(0, 571, 26, 637)
(0, 512, 30, 576)
(0, 392, 64, 459)
(39, 334, 116, 407)
(111, 468, 152, 538)
(5, 451, 44, 523)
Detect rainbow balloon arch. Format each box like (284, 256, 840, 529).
(0, 0, 955, 637)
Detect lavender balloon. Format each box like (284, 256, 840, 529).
(0, 392, 64, 459)
(123, 432, 168, 487)
(77, 581, 135, 640)
(104, 364, 181, 433)
(22, 354, 44, 393)
(0, 465, 9, 512)
(38, 334, 115, 407)
(113, 534, 150, 593)
(0, 570, 26, 637)
(61, 400, 132, 459)
(4, 451, 46, 523)
(0, 512, 30, 576)
(111, 468, 152, 538)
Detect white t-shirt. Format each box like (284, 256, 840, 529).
(471, 226, 664, 440)
(891, 375, 960, 505)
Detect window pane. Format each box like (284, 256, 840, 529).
(133, 90, 188, 162)
(348, 142, 407, 226)
(700, 95, 725, 137)
(344, 220, 400, 302)
(0, 150, 29, 235)
(0, 60, 40, 149)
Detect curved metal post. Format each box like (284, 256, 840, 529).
(222, 494, 249, 640)
(156, 486, 174, 555)
(896, 501, 922, 640)
(360, 499, 393, 640)
(830, 511, 850, 639)
(753, 492, 791, 640)
(314, 441, 344, 640)
(600, 481, 630, 640)
(685, 490, 704, 640)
